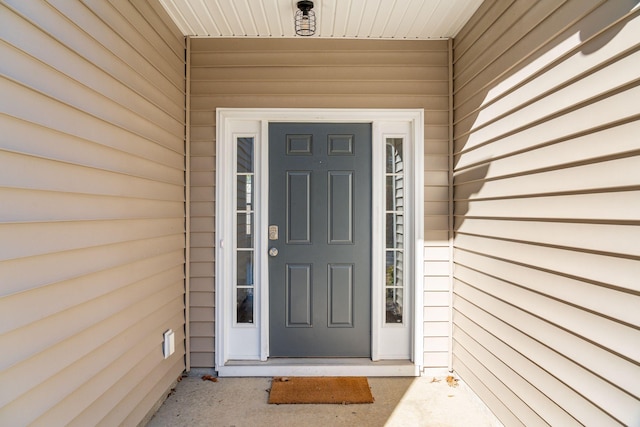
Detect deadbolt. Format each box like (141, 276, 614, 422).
(268, 247, 279, 257)
(268, 225, 279, 240)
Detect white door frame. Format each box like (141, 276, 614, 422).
(215, 108, 424, 376)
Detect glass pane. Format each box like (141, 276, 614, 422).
(385, 138, 405, 325)
(386, 213, 404, 248)
(385, 251, 404, 287)
(386, 176, 404, 211)
(237, 288, 254, 323)
(237, 251, 254, 285)
(237, 174, 253, 210)
(395, 251, 404, 285)
(385, 288, 403, 323)
(386, 176, 393, 211)
(237, 213, 253, 248)
(237, 137, 254, 173)
(386, 138, 403, 173)
(385, 251, 395, 286)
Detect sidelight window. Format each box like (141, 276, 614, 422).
(385, 138, 404, 324)
(236, 137, 254, 324)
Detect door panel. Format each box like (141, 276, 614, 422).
(269, 123, 372, 357)
(286, 172, 311, 243)
(286, 264, 312, 327)
(328, 171, 354, 244)
(328, 263, 354, 327)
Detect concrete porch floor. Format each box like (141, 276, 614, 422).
(146, 375, 500, 427)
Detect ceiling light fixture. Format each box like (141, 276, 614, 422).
(295, 1, 316, 36)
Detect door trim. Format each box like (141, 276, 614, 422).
(215, 108, 424, 376)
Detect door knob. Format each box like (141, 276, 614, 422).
(268, 247, 279, 257)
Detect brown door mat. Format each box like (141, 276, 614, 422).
(268, 376, 374, 404)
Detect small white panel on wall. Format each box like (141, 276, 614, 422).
(163, 329, 175, 359)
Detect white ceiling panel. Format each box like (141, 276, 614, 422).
(159, 0, 484, 39)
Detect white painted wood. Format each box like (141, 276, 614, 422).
(216, 119, 262, 360)
(217, 360, 420, 377)
(160, 0, 483, 38)
(216, 108, 423, 372)
(377, 121, 419, 360)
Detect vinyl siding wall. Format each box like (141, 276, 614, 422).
(189, 38, 451, 369)
(452, 1, 640, 425)
(0, 1, 186, 425)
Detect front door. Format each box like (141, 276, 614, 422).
(268, 123, 372, 357)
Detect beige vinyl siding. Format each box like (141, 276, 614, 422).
(189, 38, 451, 368)
(452, 0, 640, 426)
(0, 1, 185, 425)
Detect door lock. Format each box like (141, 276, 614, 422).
(268, 225, 279, 240)
(268, 247, 279, 257)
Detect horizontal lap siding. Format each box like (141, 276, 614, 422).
(453, 0, 640, 426)
(189, 38, 450, 368)
(0, 1, 185, 425)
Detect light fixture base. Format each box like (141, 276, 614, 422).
(297, 1, 314, 12)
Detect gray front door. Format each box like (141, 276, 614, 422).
(268, 123, 372, 357)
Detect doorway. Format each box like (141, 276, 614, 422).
(215, 108, 423, 376)
(268, 123, 372, 357)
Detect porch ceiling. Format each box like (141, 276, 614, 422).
(159, 0, 483, 39)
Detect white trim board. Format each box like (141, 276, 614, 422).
(215, 108, 424, 377)
(218, 359, 420, 377)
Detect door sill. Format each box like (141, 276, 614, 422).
(217, 358, 419, 377)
